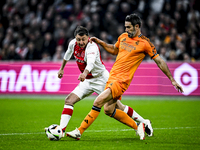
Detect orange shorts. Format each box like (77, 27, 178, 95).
(105, 79, 128, 100)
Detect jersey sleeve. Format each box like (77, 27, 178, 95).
(63, 39, 75, 61)
(115, 33, 128, 50)
(144, 39, 159, 59)
(114, 34, 123, 49)
(85, 43, 98, 72)
(115, 39, 120, 49)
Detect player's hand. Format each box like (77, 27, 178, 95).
(172, 80, 184, 93)
(78, 73, 86, 82)
(58, 70, 64, 79)
(89, 37, 99, 44)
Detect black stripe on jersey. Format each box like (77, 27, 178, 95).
(140, 34, 158, 58)
(140, 35, 154, 48)
(92, 105, 101, 112)
(151, 53, 158, 59)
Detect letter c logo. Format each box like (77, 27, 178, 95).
(180, 72, 191, 86)
(174, 63, 198, 96)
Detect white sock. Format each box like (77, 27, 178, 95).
(124, 105, 146, 124)
(60, 105, 73, 132)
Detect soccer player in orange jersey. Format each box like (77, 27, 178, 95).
(67, 14, 184, 140)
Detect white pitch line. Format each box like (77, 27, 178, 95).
(0, 126, 199, 136)
(0, 132, 44, 136)
(85, 126, 200, 132)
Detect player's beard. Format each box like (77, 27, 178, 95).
(128, 31, 136, 38)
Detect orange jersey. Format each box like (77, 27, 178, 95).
(109, 33, 159, 86)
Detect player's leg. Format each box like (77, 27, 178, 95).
(78, 88, 113, 134)
(103, 80, 145, 139)
(67, 79, 144, 140)
(66, 88, 113, 139)
(44, 93, 78, 136)
(67, 88, 144, 140)
(60, 80, 93, 135)
(116, 100, 146, 123)
(66, 71, 110, 139)
(116, 100, 153, 136)
(104, 99, 145, 140)
(104, 99, 138, 130)
(60, 93, 80, 133)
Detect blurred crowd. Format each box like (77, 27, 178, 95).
(0, 0, 200, 62)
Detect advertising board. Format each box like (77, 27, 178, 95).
(0, 61, 199, 96)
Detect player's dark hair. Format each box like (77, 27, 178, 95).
(74, 26, 89, 37)
(125, 14, 141, 28)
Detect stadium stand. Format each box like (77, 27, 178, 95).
(0, 0, 200, 62)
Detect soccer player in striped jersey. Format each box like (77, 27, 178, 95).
(67, 14, 183, 140)
(54, 26, 152, 138)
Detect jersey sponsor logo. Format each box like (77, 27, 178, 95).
(81, 51, 85, 57)
(75, 57, 85, 63)
(74, 44, 86, 64)
(120, 41, 136, 52)
(74, 44, 93, 78)
(74, 44, 85, 60)
(74, 51, 85, 59)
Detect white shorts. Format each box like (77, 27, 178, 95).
(72, 70, 109, 99)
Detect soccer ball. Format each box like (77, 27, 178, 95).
(45, 124, 63, 141)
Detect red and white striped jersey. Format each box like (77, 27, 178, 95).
(63, 38, 106, 79)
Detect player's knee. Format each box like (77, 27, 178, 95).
(104, 109, 112, 116)
(64, 94, 80, 105)
(64, 97, 72, 105)
(93, 98, 104, 108)
(115, 101, 125, 110)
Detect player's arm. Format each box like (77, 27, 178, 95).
(154, 56, 184, 93)
(90, 37, 119, 55)
(78, 69, 89, 82)
(58, 39, 74, 79)
(78, 45, 97, 82)
(58, 59, 68, 79)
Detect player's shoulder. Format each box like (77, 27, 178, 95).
(117, 33, 128, 42)
(69, 38, 76, 45)
(86, 40, 99, 49)
(138, 34, 155, 47)
(119, 33, 128, 39)
(138, 34, 151, 43)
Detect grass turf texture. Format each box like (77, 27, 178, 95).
(0, 96, 200, 150)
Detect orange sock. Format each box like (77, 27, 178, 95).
(78, 106, 101, 134)
(112, 109, 137, 130)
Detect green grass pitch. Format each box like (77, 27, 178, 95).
(0, 95, 200, 150)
